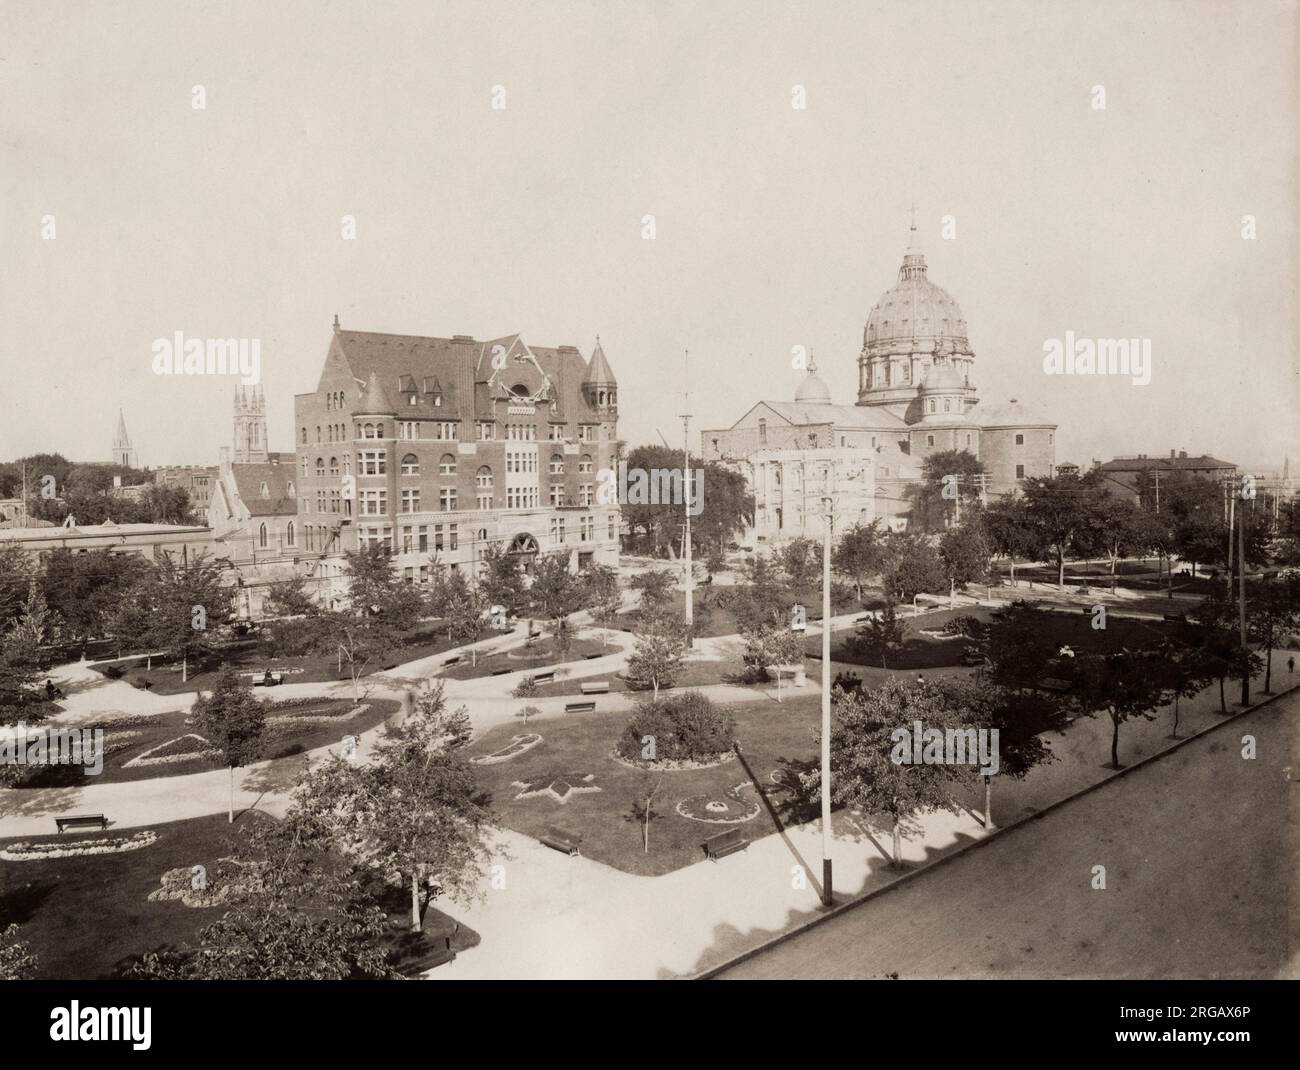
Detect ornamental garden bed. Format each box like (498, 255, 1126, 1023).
(0, 812, 480, 979)
(88, 624, 476, 696)
(7, 697, 399, 787)
(438, 636, 610, 681)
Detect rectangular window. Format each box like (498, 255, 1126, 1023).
(401, 527, 413, 553)
(549, 484, 564, 507)
(477, 493, 493, 510)
(580, 483, 593, 506)
(360, 450, 386, 475)
(1016, 464, 1025, 479)
(608, 515, 616, 540)
(581, 516, 593, 541)
(449, 524, 459, 551)
(440, 488, 456, 511)
(401, 489, 420, 513)
(360, 490, 387, 516)
(477, 422, 495, 440)
(548, 425, 565, 441)
(1015, 434, 1024, 446)
(434, 524, 444, 552)
(437, 422, 458, 440)
(550, 517, 565, 543)
(398, 421, 418, 439)
(418, 526, 428, 552)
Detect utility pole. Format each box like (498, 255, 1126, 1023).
(680, 350, 694, 638)
(1152, 469, 1162, 513)
(1238, 476, 1249, 706)
(1226, 489, 1235, 595)
(819, 468, 835, 908)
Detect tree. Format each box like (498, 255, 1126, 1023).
(879, 532, 945, 604)
(428, 567, 485, 657)
(149, 551, 233, 682)
(584, 564, 623, 645)
(777, 537, 821, 603)
(291, 681, 493, 932)
(727, 552, 791, 631)
(626, 613, 688, 699)
(978, 601, 1060, 693)
(0, 625, 43, 725)
(529, 552, 587, 640)
(740, 623, 806, 699)
(906, 449, 985, 533)
(1021, 472, 1112, 590)
(263, 575, 318, 618)
(345, 544, 422, 630)
(982, 497, 1041, 588)
(1154, 637, 1211, 738)
(849, 601, 907, 669)
(1086, 495, 1145, 594)
(1068, 650, 1171, 769)
(1246, 576, 1300, 694)
(128, 817, 395, 980)
(192, 668, 267, 823)
(0, 924, 37, 980)
(630, 773, 666, 854)
(832, 521, 884, 597)
(0, 543, 35, 634)
(692, 462, 753, 555)
(824, 679, 966, 865)
(1193, 586, 1266, 712)
(938, 521, 991, 607)
(629, 569, 675, 618)
(477, 542, 527, 616)
(1127, 507, 1177, 597)
(41, 547, 151, 643)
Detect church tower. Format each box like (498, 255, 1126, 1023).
(111, 407, 136, 468)
(233, 384, 269, 464)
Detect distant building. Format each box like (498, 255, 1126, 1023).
(1055, 461, 1081, 477)
(154, 465, 219, 513)
(1094, 450, 1237, 505)
(703, 220, 1059, 540)
(111, 408, 137, 468)
(293, 322, 621, 603)
(750, 449, 879, 543)
(0, 518, 212, 561)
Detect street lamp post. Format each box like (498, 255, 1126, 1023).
(820, 489, 834, 906)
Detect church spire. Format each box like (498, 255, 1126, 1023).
(111, 407, 136, 467)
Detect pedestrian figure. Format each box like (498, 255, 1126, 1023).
(1289, 655, 1295, 674)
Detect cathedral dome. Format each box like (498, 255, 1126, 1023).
(863, 226, 969, 352)
(794, 362, 832, 404)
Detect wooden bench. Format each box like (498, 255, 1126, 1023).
(564, 700, 596, 713)
(252, 671, 284, 686)
(533, 671, 555, 685)
(583, 652, 603, 660)
(490, 666, 512, 676)
(1037, 676, 1074, 693)
(443, 655, 461, 667)
(703, 828, 749, 861)
(56, 814, 107, 833)
(1163, 612, 1186, 623)
(579, 680, 610, 695)
(539, 827, 582, 856)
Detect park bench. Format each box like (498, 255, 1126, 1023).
(533, 671, 555, 685)
(443, 655, 461, 667)
(1037, 676, 1073, 693)
(1163, 612, 1186, 623)
(564, 700, 597, 713)
(579, 680, 610, 695)
(583, 652, 603, 660)
(539, 827, 582, 856)
(490, 666, 512, 676)
(56, 814, 107, 833)
(703, 828, 749, 861)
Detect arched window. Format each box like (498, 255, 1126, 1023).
(402, 453, 420, 476)
(258, 523, 268, 549)
(549, 454, 564, 475)
(476, 465, 493, 488)
(943, 399, 951, 413)
(329, 456, 339, 476)
(928, 400, 936, 413)
(315, 457, 325, 477)
(286, 521, 295, 546)
(578, 454, 593, 474)
(439, 454, 456, 476)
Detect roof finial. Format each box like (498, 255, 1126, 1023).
(808, 347, 817, 373)
(333, 313, 340, 332)
(910, 202, 918, 232)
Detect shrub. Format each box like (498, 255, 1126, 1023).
(512, 675, 539, 699)
(102, 664, 125, 680)
(617, 691, 735, 763)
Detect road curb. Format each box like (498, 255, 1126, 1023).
(689, 674, 1299, 980)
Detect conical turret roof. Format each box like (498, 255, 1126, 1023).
(582, 337, 616, 385)
(356, 371, 396, 414)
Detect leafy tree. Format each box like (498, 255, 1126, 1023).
(1193, 586, 1266, 711)
(0, 623, 44, 724)
(345, 544, 421, 629)
(849, 602, 907, 669)
(1127, 507, 1177, 597)
(691, 461, 753, 555)
(626, 613, 688, 699)
(263, 575, 318, 618)
(982, 497, 1041, 588)
(0, 543, 35, 634)
(906, 449, 985, 533)
(740, 623, 806, 698)
(0, 924, 37, 980)
(528, 552, 587, 639)
(428, 567, 485, 655)
(777, 537, 821, 603)
(41, 548, 152, 642)
(879, 532, 945, 603)
(1021, 472, 1112, 590)
(630, 773, 666, 854)
(1154, 637, 1211, 738)
(938, 521, 991, 606)
(584, 564, 623, 645)
(727, 553, 791, 631)
(823, 679, 966, 865)
(1246, 576, 1300, 694)
(832, 521, 885, 597)
(192, 668, 267, 823)
(1087, 495, 1145, 593)
(148, 551, 233, 682)
(290, 681, 493, 932)
(477, 542, 527, 616)
(1068, 650, 1171, 769)
(978, 601, 1060, 693)
(128, 818, 395, 980)
(511, 674, 540, 700)
(629, 569, 675, 618)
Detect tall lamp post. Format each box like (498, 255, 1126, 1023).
(819, 487, 834, 906)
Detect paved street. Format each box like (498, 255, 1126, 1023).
(715, 690, 1299, 980)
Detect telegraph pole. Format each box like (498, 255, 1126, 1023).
(819, 470, 835, 907)
(1238, 476, 1249, 706)
(680, 350, 694, 636)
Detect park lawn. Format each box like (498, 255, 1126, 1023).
(824, 604, 1190, 670)
(438, 636, 610, 681)
(90, 624, 479, 696)
(616, 587, 863, 639)
(526, 651, 766, 699)
(10, 698, 401, 787)
(467, 692, 824, 877)
(0, 811, 477, 979)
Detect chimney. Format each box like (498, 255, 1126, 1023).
(452, 335, 476, 426)
(1179, 450, 1188, 459)
(1170, 449, 1176, 459)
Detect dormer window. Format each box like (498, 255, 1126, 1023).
(260, 482, 269, 498)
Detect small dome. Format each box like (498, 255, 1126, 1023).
(921, 360, 966, 392)
(794, 367, 832, 404)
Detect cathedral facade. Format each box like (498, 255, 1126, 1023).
(702, 223, 1058, 543)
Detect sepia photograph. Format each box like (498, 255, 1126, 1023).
(0, 0, 1295, 1049)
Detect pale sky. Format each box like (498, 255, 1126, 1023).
(1, 0, 1295, 472)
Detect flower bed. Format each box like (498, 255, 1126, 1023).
(124, 734, 219, 768)
(470, 733, 542, 765)
(265, 703, 370, 728)
(609, 748, 737, 772)
(675, 782, 761, 824)
(148, 858, 264, 908)
(1, 830, 158, 860)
